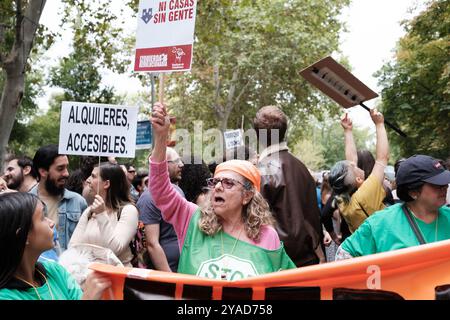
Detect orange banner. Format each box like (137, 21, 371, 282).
(90, 239, 450, 300)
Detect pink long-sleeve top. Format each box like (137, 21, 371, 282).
(149, 159, 281, 251)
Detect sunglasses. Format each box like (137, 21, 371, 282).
(206, 177, 244, 189)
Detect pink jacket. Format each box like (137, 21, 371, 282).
(149, 159, 280, 251)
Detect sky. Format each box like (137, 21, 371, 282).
(337, 0, 426, 129)
(38, 0, 427, 129)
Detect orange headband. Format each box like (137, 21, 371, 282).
(214, 160, 261, 192)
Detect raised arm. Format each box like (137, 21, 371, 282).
(370, 108, 389, 184)
(150, 102, 170, 163)
(149, 103, 198, 248)
(341, 113, 358, 165)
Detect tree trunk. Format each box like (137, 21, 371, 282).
(0, 0, 46, 168)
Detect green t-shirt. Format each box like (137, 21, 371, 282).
(0, 261, 83, 300)
(342, 203, 450, 257)
(178, 209, 296, 280)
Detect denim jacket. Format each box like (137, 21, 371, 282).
(30, 185, 87, 251)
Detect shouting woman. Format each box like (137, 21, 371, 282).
(149, 103, 295, 280)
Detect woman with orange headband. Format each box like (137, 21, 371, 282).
(149, 103, 295, 280)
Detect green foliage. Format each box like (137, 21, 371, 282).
(376, 0, 450, 159)
(142, 0, 349, 139)
(8, 0, 129, 157)
(8, 93, 62, 157)
(292, 139, 325, 171)
(291, 115, 374, 170)
(48, 45, 120, 104)
(61, 0, 132, 74)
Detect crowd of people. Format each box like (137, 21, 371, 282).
(0, 103, 449, 300)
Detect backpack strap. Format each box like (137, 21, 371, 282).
(402, 204, 426, 245)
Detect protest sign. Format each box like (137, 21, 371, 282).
(300, 56, 406, 137)
(136, 120, 152, 150)
(134, 0, 198, 72)
(59, 102, 138, 158)
(299, 56, 378, 108)
(224, 129, 243, 150)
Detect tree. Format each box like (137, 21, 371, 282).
(1, 0, 134, 166)
(139, 0, 349, 137)
(376, 0, 449, 159)
(292, 139, 325, 171)
(294, 114, 374, 170)
(0, 0, 47, 166)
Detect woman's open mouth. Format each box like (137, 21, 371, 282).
(213, 196, 225, 205)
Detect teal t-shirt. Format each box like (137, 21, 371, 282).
(341, 203, 450, 257)
(0, 261, 83, 300)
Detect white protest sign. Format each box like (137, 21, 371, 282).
(134, 0, 198, 72)
(224, 129, 243, 150)
(58, 102, 138, 158)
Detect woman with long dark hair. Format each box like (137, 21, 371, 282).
(69, 162, 138, 267)
(0, 192, 110, 299)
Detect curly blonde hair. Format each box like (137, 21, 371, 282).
(198, 178, 275, 242)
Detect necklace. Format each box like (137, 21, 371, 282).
(15, 269, 55, 300)
(409, 208, 439, 242)
(220, 227, 243, 280)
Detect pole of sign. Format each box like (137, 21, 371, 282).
(159, 73, 165, 104)
(359, 102, 407, 137)
(97, 156, 101, 195)
(151, 73, 156, 107)
(151, 73, 156, 152)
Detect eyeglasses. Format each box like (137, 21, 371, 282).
(206, 177, 244, 189)
(128, 170, 136, 174)
(168, 158, 183, 165)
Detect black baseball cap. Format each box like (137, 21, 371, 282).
(396, 155, 450, 187)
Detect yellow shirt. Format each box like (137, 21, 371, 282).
(338, 174, 386, 233)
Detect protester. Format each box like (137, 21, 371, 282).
(120, 163, 139, 203)
(328, 110, 389, 234)
(132, 170, 149, 197)
(30, 145, 87, 251)
(179, 155, 211, 207)
(79, 156, 111, 206)
(0, 192, 111, 300)
(149, 103, 295, 279)
(336, 155, 450, 260)
(69, 162, 139, 267)
(66, 169, 85, 196)
(3, 155, 38, 192)
(320, 173, 341, 262)
(253, 105, 324, 266)
(391, 158, 406, 201)
(137, 148, 184, 272)
(124, 163, 139, 202)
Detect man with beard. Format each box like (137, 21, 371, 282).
(3, 156, 38, 192)
(30, 145, 87, 252)
(136, 147, 184, 272)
